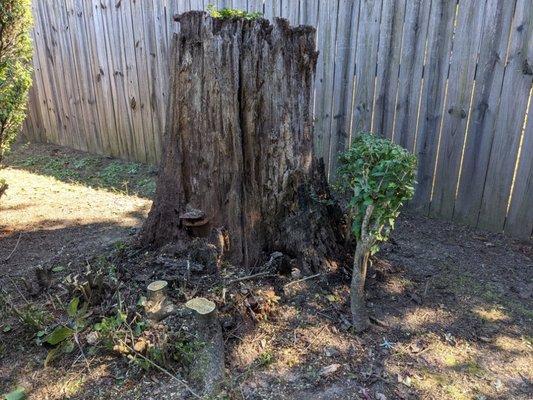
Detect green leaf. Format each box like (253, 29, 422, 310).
(67, 297, 79, 318)
(51, 265, 64, 273)
(4, 387, 26, 400)
(2, 325, 12, 333)
(62, 340, 75, 354)
(44, 346, 61, 367)
(45, 326, 73, 345)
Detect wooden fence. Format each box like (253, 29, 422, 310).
(23, 0, 533, 238)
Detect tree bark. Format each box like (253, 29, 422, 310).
(350, 204, 374, 332)
(141, 12, 346, 272)
(350, 242, 370, 332)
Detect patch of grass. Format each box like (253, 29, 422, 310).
(473, 307, 509, 322)
(462, 360, 485, 377)
(7, 146, 157, 198)
(434, 266, 533, 320)
(414, 368, 470, 400)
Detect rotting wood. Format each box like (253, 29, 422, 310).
(141, 11, 348, 272)
(185, 297, 224, 396)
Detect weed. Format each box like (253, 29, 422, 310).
(257, 350, 274, 367)
(0, 290, 50, 333)
(172, 336, 205, 366)
(206, 4, 262, 20)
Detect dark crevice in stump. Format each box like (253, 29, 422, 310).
(141, 11, 348, 273)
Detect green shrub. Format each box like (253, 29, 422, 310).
(206, 4, 262, 20)
(0, 0, 33, 164)
(336, 132, 417, 332)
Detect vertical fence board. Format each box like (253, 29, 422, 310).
(453, 0, 516, 226)
(281, 0, 299, 25)
(393, 0, 431, 151)
(132, 0, 157, 163)
(82, 0, 113, 156)
(149, 0, 169, 161)
(411, 0, 457, 213)
(27, 20, 51, 144)
(327, 0, 359, 177)
(34, 1, 63, 146)
(299, 0, 319, 26)
(104, 0, 134, 157)
(505, 90, 533, 238)
(314, 0, 339, 167)
(75, 0, 107, 153)
(95, 0, 126, 157)
(247, 0, 264, 13)
(430, 0, 487, 219)
(350, 0, 383, 136)
(263, 0, 281, 20)
(373, 0, 405, 140)
(477, 0, 533, 232)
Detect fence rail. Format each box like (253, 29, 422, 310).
(23, 0, 533, 238)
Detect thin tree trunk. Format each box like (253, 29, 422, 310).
(350, 204, 374, 332)
(350, 241, 370, 332)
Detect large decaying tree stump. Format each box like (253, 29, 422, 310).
(141, 12, 346, 272)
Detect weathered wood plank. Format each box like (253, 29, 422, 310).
(142, 0, 166, 161)
(453, 0, 517, 225)
(34, 1, 64, 146)
(26, 9, 53, 144)
(67, 0, 102, 153)
(100, 0, 133, 158)
(246, 0, 264, 13)
(478, 0, 533, 231)
(393, 0, 432, 150)
(80, 0, 112, 156)
(373, 0, 406, 140)
(327, 0, 359, 178)
(505, 86, 533, 238)
(411, 0, 457, 213)
(350, 0, 383, 136)
(90, 0, 122, 158)
(46, 1, 80, 150)
(281, 0, 298, 24)
(298, 0, 319, 26)
(430, 0, 486, 219)
(131, 0, 158, 163)
(314, 0, 339, 172)
(263, 0, 281, 20)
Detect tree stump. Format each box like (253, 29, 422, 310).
(141, 11, 347, 272)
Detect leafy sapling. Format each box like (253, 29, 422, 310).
(337, 133, 417, 332)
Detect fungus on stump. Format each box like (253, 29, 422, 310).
(141, 11, 346, 272)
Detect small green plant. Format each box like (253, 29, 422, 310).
(0, 0, 33, 165)
(257, 350, 274, 367)
(92, 309, 128, 349)
(206, 4, 262, 20)
(172, 336, 205, 366)
(337, 132, 416, 332)
(41, 296, 89, 366)
(0, 289, 50, 333)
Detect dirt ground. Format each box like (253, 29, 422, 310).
(1, 143, 531, 400)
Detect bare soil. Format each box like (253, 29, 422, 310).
(1, 143, 531, 400)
